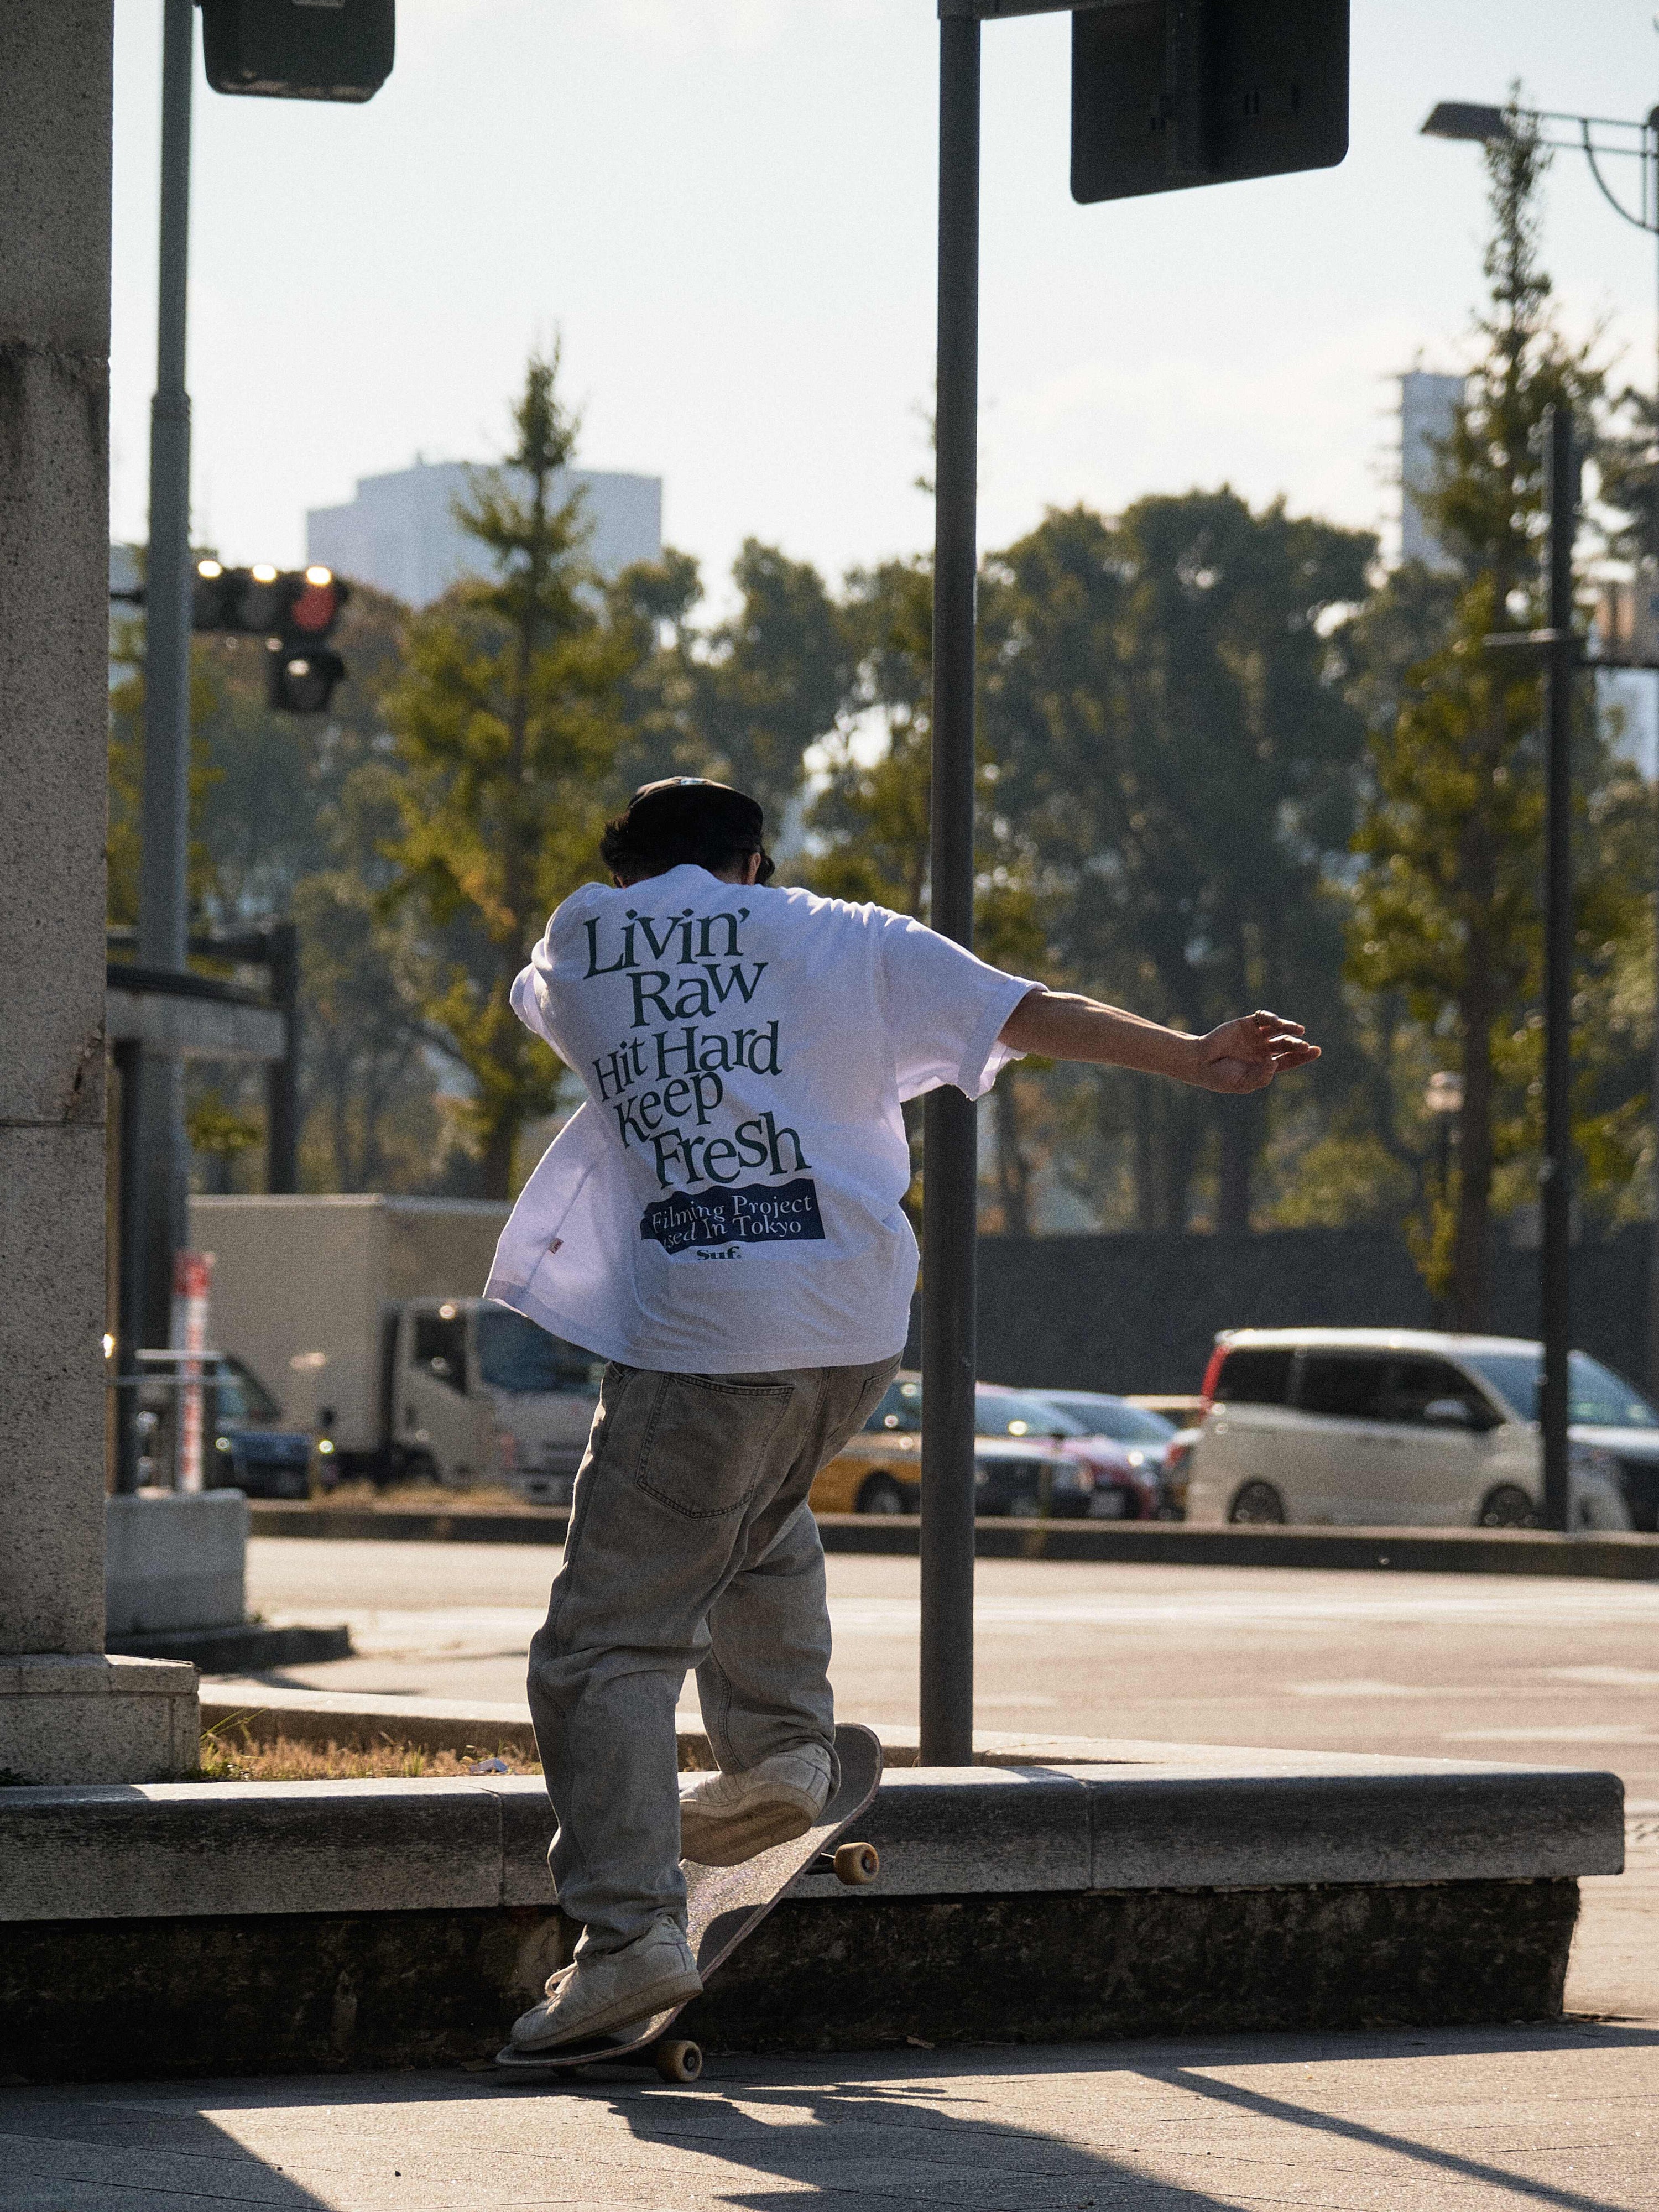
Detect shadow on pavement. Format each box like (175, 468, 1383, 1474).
(6, 2020, 1653, 2212)
(1144, 2062, 1642, 2212)
(0, 2092, 336, 2211)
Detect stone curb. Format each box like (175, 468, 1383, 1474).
(248, 1501, 1659, 1578)
(111, 1622, 352, 1671)
(0, 1748, 1623, 1925)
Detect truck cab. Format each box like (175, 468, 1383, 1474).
(388, 1298, 606, 1499)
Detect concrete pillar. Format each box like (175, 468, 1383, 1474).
(0, 0, 198, 1782)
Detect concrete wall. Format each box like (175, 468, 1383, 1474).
(927, 1225, 1655, 1395)
(0, 0, 117, 1658)
(0, 1, 197, 1778)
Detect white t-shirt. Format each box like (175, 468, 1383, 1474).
(484, 865, 1035, 1373)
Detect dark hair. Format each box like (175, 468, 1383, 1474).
(599, 778, 775, 885)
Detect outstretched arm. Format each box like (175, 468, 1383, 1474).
(998, 990, 1319, 1095)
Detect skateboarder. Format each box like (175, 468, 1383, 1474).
(487, 776, 1319, 2052)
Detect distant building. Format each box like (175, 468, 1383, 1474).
(306, 460, 663, 608)
(1400, 371, 1465, 570)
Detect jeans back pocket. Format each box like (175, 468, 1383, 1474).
(630, 1373, 795, 1519)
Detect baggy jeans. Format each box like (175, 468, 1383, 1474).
(526, 1353, 902, 1955)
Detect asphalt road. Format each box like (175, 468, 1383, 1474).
(246, 1537, 1659, 1801)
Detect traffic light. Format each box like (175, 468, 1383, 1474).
(192, 561, 352, 713)
(201, 0, 395, 103)
(1071, 0, 1348, 205)
(267, 644, 347, 714)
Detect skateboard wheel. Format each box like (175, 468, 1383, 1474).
(654, 2038, 703, 2084)
(833, 1840, 879, 1886)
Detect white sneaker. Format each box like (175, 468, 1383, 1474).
(679, 1744, 833, 1866)
(509, 1922, 701, 2052)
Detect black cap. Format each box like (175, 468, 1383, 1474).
(622, 777, 764, 846)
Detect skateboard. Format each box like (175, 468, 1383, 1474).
(495, 1721, 883, 2085)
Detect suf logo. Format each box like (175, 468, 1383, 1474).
(640, 1178, 826, 1257)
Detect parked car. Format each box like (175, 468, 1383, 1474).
(978, 1387, 1162, 1519)
(205, 1355, 319, 1500)
(809, 1374, 1099, 1517)
(1183, 1328, 1636, 1530)
(1021, 1389, 1186, 1515)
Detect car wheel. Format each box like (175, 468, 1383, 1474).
(857, 1473, 911, 1516)
(387, 1446, 437, 1489)
(1228, 1480, 1286, 1525)
(1478, 1484, 1538, 1528)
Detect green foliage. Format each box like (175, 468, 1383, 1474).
(106, 610, 222, 930)
(980, 494, 1374, 1230)
(807, 558, 936, 916)
(611, 539, 850, 833)
(1344, 100, 1640, 1321)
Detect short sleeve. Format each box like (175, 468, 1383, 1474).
(875, 910, 1038, 1102)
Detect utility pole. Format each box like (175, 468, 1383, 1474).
(919, 7, 982, 1768)
(1540, 404, 1578, 1535)
(1422, 96, 1659, 1399)
(914, 0, 1348, 1765)
(132, 0, 197, 1353)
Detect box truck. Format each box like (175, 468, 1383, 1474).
(188, 1195, 604, 1499)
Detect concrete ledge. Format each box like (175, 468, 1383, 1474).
(0, 1655, 200, 1786)
(0, 1881, 1583, 2079)
(247, 1501, 1659, 1578)
(0, 1746, 1623, 1925)
(0, 1740, 1620, 2079)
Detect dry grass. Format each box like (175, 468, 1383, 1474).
(196, 1725, 541, 1782)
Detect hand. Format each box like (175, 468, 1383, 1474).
(1193, 1011, 1320, 1095)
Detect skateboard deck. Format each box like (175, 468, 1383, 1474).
(495, 1721, 883, 2084)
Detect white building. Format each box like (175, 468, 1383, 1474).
(1400, 371, 1465, 571)
(306, 460, 662, 608)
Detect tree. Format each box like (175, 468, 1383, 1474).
(981, 495, 1373, 1233)
(107, 607, 221, 931)
(807, 556, 1050, 1228)
(1347, 103, 1633, 1324)
(381, 350, 638, 1197)
(610, 540, 851, 835)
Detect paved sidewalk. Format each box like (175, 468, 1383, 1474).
(3, 2017, 1654, 2211)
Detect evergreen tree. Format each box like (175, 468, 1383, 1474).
(1347, 103, 1639, 1323)
(381, 349, 637, 1197)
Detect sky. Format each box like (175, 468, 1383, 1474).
(109, 1, 1659, 603)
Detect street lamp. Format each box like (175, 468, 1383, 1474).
(1424, 1070, 1463, 1199)
(1425, 1071, 1463, 1329)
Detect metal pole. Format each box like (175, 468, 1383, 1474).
(919, 7, 981, 1768)
(265, 920, 301, 1192)
(1648, 111, 1659, 1397)
(113, 1042, 144, 1494)
(1541, 404, 1577, 1535)
(133, 0, 196, 1349)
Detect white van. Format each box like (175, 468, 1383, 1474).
(1182, 1328, 1636, 1530)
